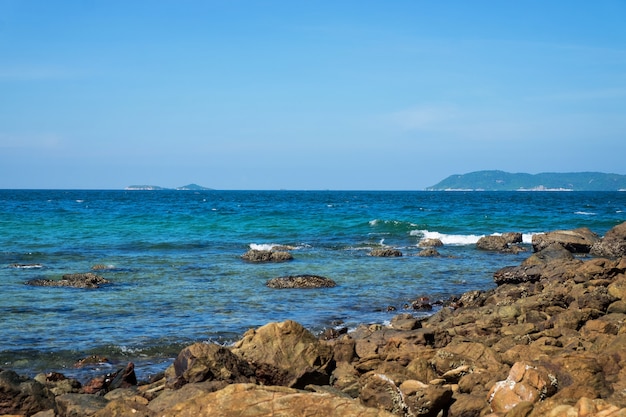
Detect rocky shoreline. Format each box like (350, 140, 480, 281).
(2, 222, 626, 417)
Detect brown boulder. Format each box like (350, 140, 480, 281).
(531, 227, 600, 254)
(370, 248, 403, 257)
(165, 343, 255, 389)
(0, 370, 55, 416)
(476, 235, 510, 252)
(419, 238, 443, 247)
(231, 320, 334, 388)
(488, 361, 558, 414)
(159, 383, 395, 417)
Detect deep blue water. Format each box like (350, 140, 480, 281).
(1, 190, 624, 381)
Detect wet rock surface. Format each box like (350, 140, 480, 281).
(266, 274, 337, 289)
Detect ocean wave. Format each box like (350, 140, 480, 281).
(249, 243, 300, 251)
(575, 211, 596, 216)
(411, 230, 535, 245)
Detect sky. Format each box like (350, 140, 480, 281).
(1, 1, 625, 190)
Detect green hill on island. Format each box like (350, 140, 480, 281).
(427, 171, 626, 191)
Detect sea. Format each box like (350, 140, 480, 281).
(1, 190, 625, 383)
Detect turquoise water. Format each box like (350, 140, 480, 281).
(1, 190, 625, 381)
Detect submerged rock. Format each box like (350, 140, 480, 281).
(25, 272, 110, 288)
(370, 248, 402, 257)
(266, 275, 337, 289)
(241, 249, 293, 263)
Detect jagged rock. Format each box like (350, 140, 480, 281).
(522, 243, 575, 266)
(165, 343, 255, 389)
(159, 383, 395, 417)
(477, 235, 510, 252)
(82, 362, 138, 394)
(26, 272, 110, 288)
(494, 265, 543, 285)
(418, 238, 443, 247)
(0, 370, 55, 416)
(231, 320, 334, 388)
(591, 221, 626, 258)
(370, 248, 403, 257)
(531, 227, 600, 253)
(488, 361, 558, 413)
(266, 275, 337, 289)
(55, 393, 109, 417)
(241, 249, 293, 263)
(417, 248, 441, 257)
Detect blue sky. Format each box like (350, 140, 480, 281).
(1, 1, 625, 190)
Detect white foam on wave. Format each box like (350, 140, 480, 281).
(411, 230, 484, 245)
(575, 211, 596, 216)
(249, 243, 281, 251)
(412, 229, 537, 246)
(249, 243, 302, 251)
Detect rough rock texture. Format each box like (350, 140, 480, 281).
(241, 249, 293, 263)
(418, 238, 443, 247)
(591, 221, 626, 258)
(532, 227, 601, 253)
(0, 370, 55, 416)
(159, 383, 395, 417)
(477, 233, 526, 253)
(370, 248, 403, 257)
(231, 320, 335, 388)
(25, 273, 110, 288)
(417, 248, 441, 257)
(266, 274, 337, 289)
(164, 343, 255, 389)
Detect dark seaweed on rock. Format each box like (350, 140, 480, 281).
(266, 275, 337, 289)
(25, 273, 110, 289)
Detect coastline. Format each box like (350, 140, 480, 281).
(3, 222, 626, 416)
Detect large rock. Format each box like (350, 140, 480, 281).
(26, 272, 110, 288)
(241, 249, 293, 263)
(165, 343, 255, 389)
(488, 361, 558, 413)
(591, 221, 626, 258)
(0, 370, 55, 416)
(266, 275, 337, 289)
(370, 248, 403, 257)
(159, 383, 395, 417)
(477, 234, 525, 253)
(231, 320, 334, 388)
(531, 227, 600, 254)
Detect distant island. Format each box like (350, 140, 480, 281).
(426, 171, 626, 191)
(125, 184, 213, 191)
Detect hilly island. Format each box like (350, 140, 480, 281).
(427, 170, 626, 191)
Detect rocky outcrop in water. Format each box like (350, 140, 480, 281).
(266, 275, 337, 289)
(531, 227, 600, 253)
(241, 249, 294, 263)
(25, 273, 110, 288)
(370, 248, 403, 257)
